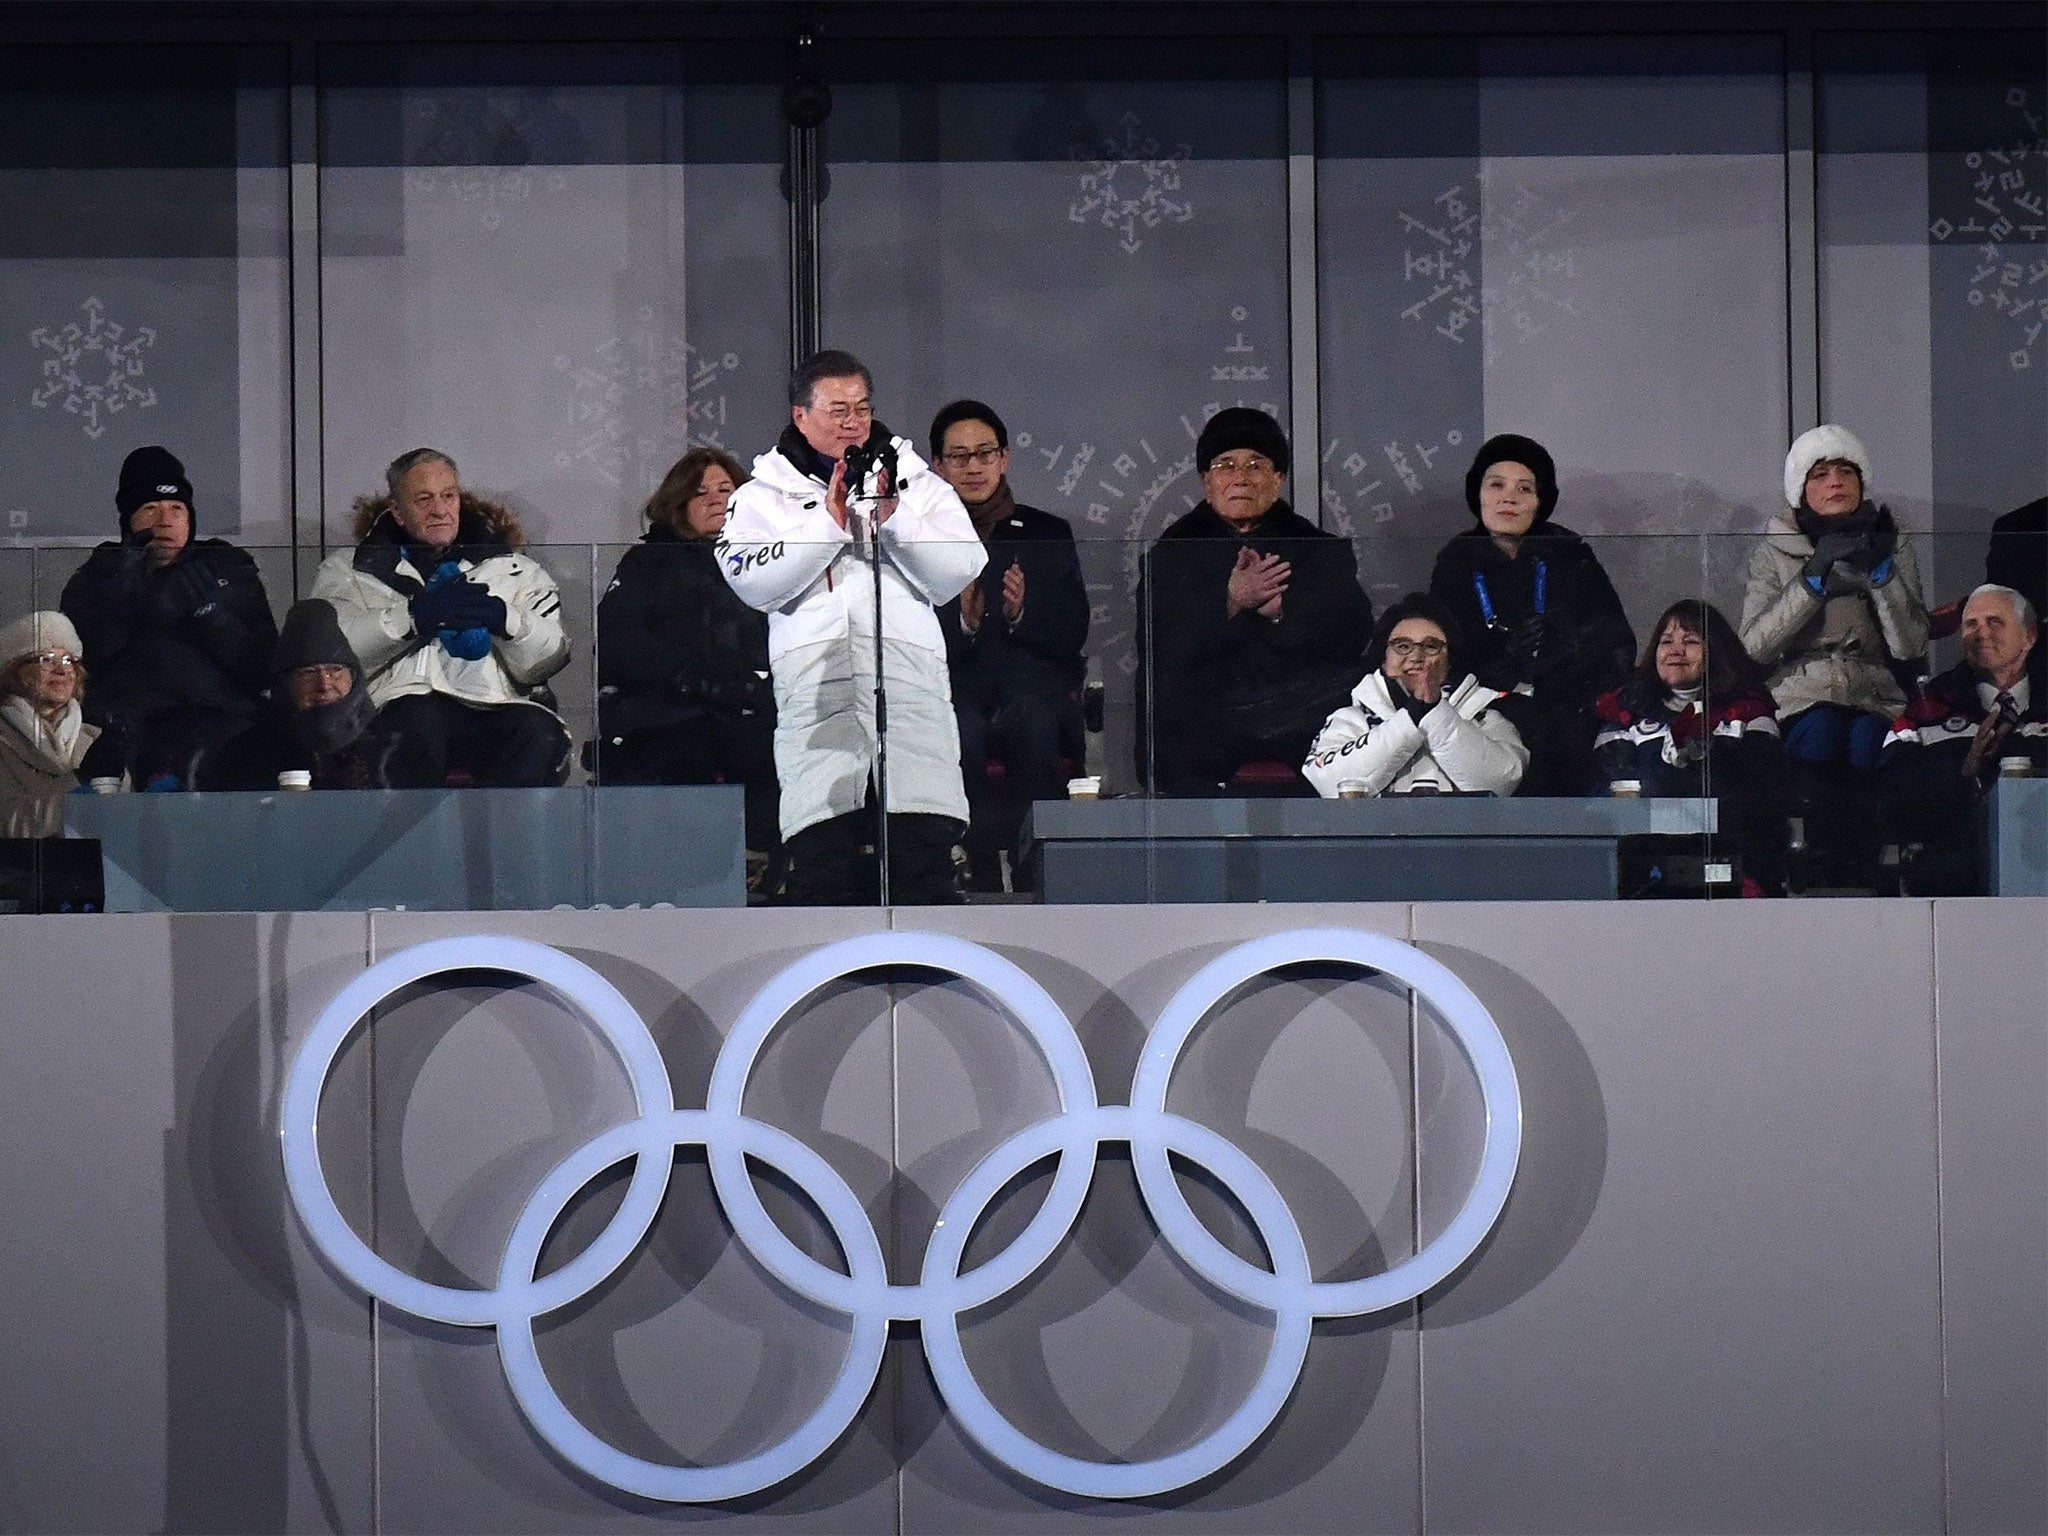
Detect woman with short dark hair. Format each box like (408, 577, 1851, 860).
(594, 447, 781, 865)
(1303, 592, 1528, 797)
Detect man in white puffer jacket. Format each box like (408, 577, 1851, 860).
(720, 350, 985, 902)
(1305, 593, 1528, 797)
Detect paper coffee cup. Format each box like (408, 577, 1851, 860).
(88, 776, 122, 795)
(1609, 779, 1643, 798)
(1066, 776, 1101, 800)
(1998, 756, 2034, 778)
(277, 770, 313, 791)
(1336, 779, 1369, 799)
(1407, 779, 1441, 796)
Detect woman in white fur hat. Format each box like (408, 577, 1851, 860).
(1739, 425, 1928, 885)
(0, 611, 123, 837)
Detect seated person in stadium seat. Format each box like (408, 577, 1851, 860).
(1137, 408, 1372, 794)
(0, 611, 126, 835)
(1429, 434, 1634, 797)
(247, 599, 406, 789)
(313, 448, 571, 788)
(1879, 583, 2045, 895)
(593, 447, 780, 857)
(1304, 592, 1526, 798)
(929, 400, 1089, 889)
(1593, 598, 1789, 895)
(60, 445, 277, 789)
(1740, 425, 1927, 887)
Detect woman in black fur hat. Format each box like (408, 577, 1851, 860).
(1428, 434, 1635, 795)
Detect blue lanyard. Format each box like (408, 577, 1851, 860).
(1471, 559, 1546, 627)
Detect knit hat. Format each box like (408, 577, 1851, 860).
(0, 610, 83, 672)
(1783, 424, 1870, 511)
(116, 445, 195, 531)
(271, 600, 360, 679)
(1195, 407, 1291, 476)
(1463, 434, 1558, 526)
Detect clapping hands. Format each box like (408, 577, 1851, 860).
(1227, 546, 1289, 619)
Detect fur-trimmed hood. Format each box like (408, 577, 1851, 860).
(348, 491, 528, 552)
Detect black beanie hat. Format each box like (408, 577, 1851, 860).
(116, 445, 195, 530)
(272, 599, 360, 680)
(1195, 407, 1290, 476)
(1463, 434, 1558, 526)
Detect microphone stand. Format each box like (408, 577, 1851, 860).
(851, 467, 892, 906)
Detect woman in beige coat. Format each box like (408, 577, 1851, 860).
(1740, 426, 1927, 885)
(0, 611, 119, 837)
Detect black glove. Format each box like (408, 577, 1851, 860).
(450, 585, 508, 636)
(410, 579, 502, 635)
(1499, 613, 1548, 680)
(153, 558, 226, 620)
(1802, 531, 1863, 591)
(1388, 677, 1434, 724)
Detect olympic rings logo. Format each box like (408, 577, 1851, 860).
(280, 928, 1521, 1502)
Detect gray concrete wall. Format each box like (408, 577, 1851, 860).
(0, 902, 2040, 1534)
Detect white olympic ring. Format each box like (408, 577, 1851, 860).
(280, 928, 1521, 1502)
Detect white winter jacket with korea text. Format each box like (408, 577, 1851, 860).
(1303, 670, 1528, 797)
(719, 433, 986, 838)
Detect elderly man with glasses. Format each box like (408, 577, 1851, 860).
(928, 398, 1090, 891)
(1136, 407, 1374, 795)
(719, 350, 985, 904)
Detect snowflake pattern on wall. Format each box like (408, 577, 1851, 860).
(29, 296, 158, 439)
(1396, 178, 1582, 362)
(550, 312, 741, 488)
(1929, 85, 2048, 372)
(1068, 112, 1194, 256)
(1034, 307, 1282, 676)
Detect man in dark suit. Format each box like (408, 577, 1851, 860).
(931, 400, 1090, 890)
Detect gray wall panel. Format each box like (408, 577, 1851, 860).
(1410, 900, 1945, 1534)
(1933, 899, 2048, 1536)
(359, 908, 901, 1534)
(900, 904, 1421, 1535)
(2, 902, 2043, 1532)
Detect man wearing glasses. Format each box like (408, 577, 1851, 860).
(929, 399, 1090, 891)
(720, 350, 985, 903)
(1136, 408, 1373, 794)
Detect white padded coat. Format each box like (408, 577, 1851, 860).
(719, 435, 986, 839)
(1303, 670, 1529, 797)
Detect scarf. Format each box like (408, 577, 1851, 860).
(965, 478, 1017, 542)
(287, 683, 379, 759)
(0, 694, 84, 769)
(1793, 497, 1894, 553)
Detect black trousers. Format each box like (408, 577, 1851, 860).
(597, 715, 781, 852)
(380, 694, 569, 788)
(134, 707, 270, 791)
(782, 805, 962, 905)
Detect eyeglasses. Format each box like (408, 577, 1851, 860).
(1205, 455, 1276, 479)
(26, 651, 80, 673)
(811, 401, 874, 424)
(940, 446, 1004, 468)
(1387, 639, 1448, 661)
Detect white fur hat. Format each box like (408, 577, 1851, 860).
(1784, 424, 1871, 510)
(0, 611, 83, 671)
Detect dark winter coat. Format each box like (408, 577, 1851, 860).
(1428, 524, 1635, 712)
(1984, 497, 2047, 618)
(59, 537, 277, 731)
(938, 499, 1090, 686)
(1880, 660, 2048, 840)
(597, 523, 772, 741)
(1135, 500, 1373, 777)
